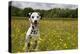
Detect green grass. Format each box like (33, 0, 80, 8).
(11, 17, 78, 52)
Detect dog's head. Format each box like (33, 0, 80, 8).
(27, 12, 41, 25)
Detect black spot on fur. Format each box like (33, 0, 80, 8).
(32, 26, 34, 29)
(34, 31, 37, 34)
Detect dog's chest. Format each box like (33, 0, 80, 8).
(31, 29, 38, 34)
(29, 26, 39, 36)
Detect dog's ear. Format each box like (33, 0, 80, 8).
(28, 13, 32, 16)
(38, 12, 42, 19)
(27, 12, 32, 18)
(40, 15, 42, 19)
(37, 12, 40, 16)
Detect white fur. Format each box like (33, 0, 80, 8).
(26, 12, 41, 44)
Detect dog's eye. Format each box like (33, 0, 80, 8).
(32, 16, 34, 18)
(37, 16, 39, 18)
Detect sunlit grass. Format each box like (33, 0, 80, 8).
(11, 17, 78, 52)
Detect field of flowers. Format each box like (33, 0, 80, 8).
(11, 17, 78, 52)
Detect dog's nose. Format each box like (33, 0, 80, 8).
(34, 20, 37, 23)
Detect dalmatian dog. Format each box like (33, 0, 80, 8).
(26, 12, 41, 51)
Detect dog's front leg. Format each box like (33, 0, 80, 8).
(32, 36, 40, 51)
(32, 40, 37, 49)
(26, 27, 32, 51)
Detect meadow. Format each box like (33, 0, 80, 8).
(11, 17, 78, 52)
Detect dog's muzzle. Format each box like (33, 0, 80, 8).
(34, 20, 38, 26)
(34, 20, 37, 24)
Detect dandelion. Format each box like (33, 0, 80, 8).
(63, 43, 67, 48)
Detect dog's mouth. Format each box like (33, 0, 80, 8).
(34, 22, 37, 26)
(34, 22, 37, 24)
(33, 21, 38, 26)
